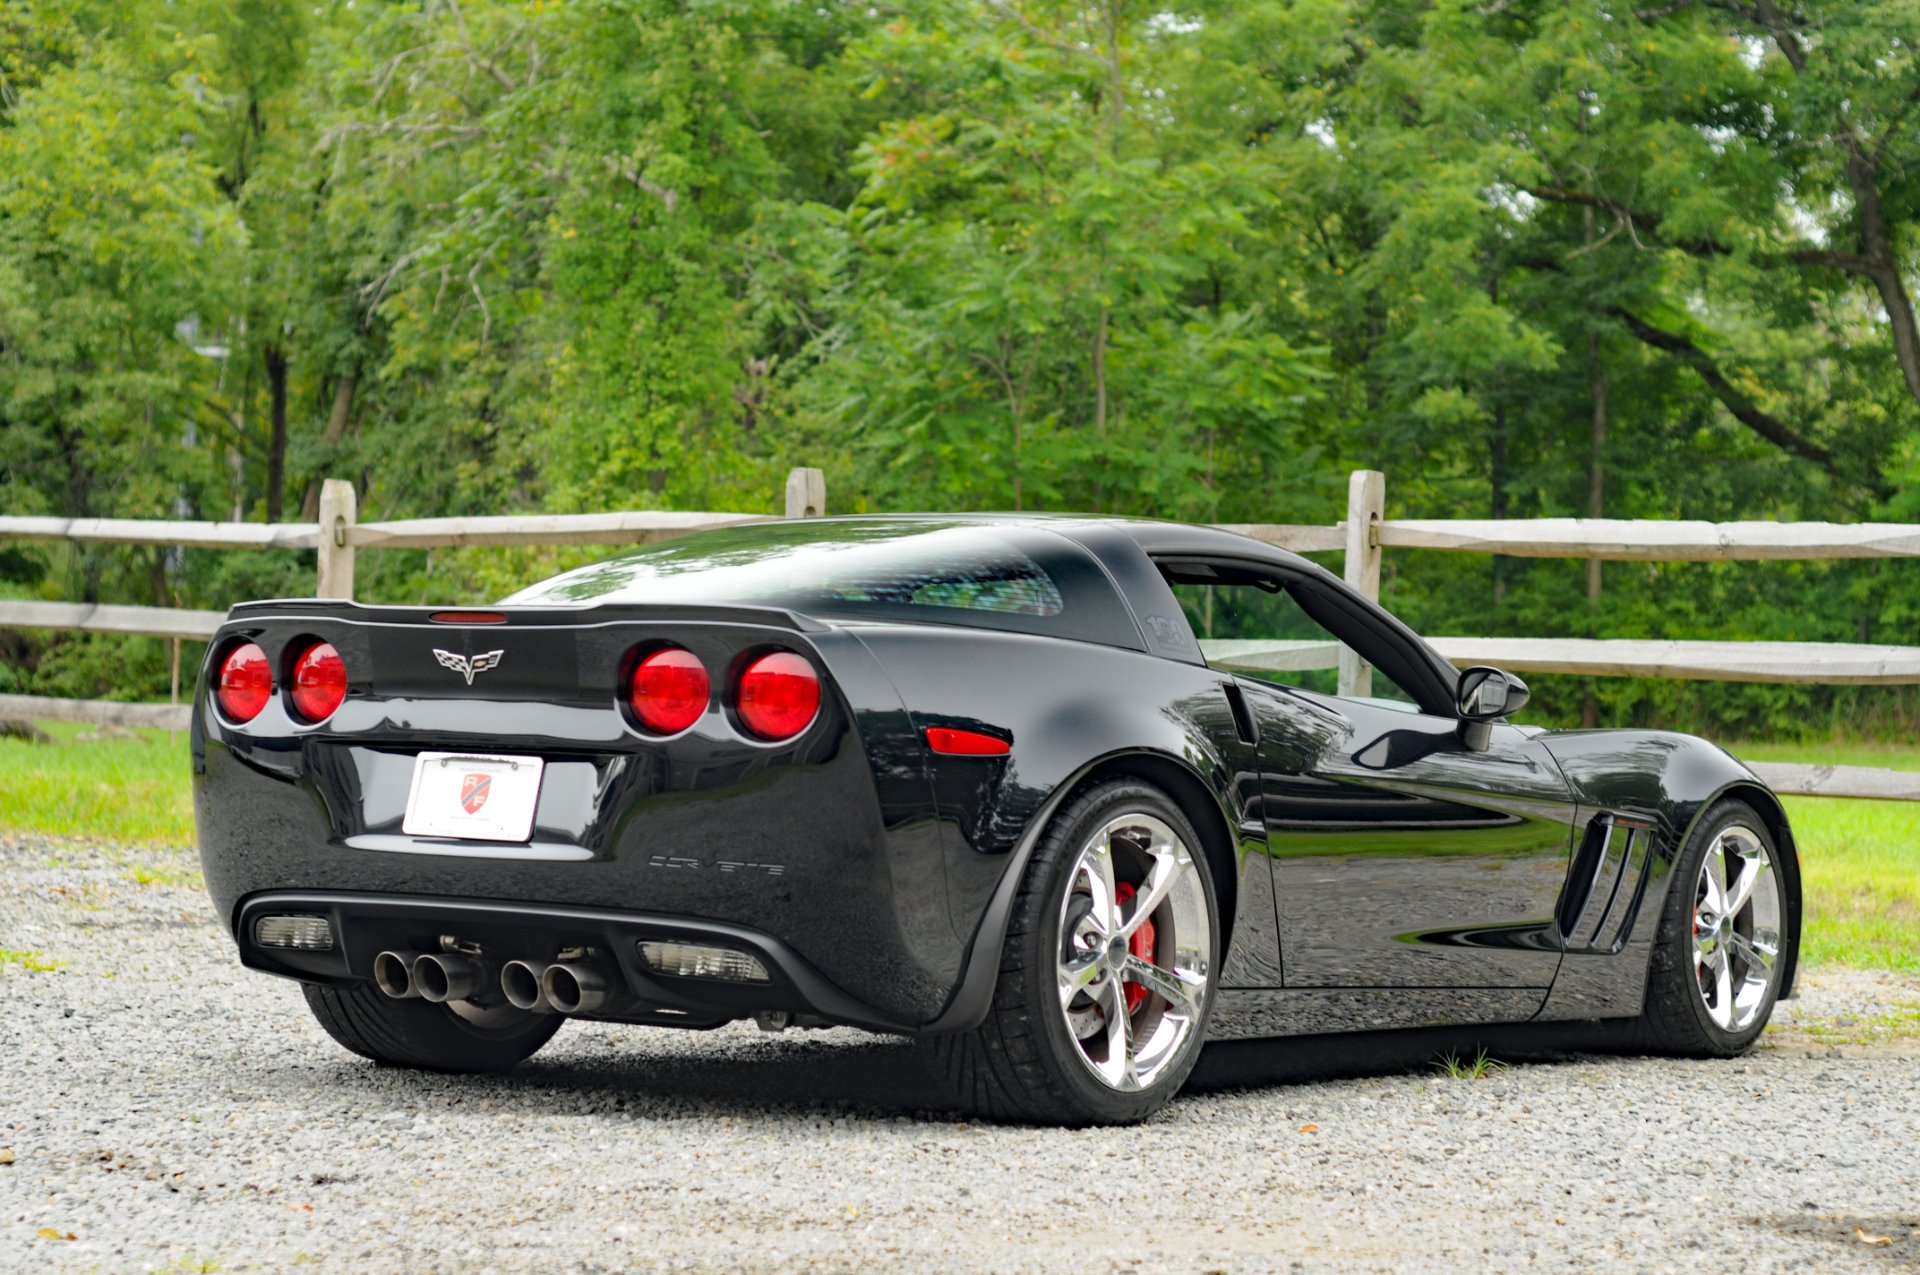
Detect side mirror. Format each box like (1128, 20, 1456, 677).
(1455, 666, 1529, 751)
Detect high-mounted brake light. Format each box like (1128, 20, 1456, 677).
(736, 652, 820, 741)
(290, 642, 348, 722)
(926, 726, 1011, 756)
(429, 611, 508, 624)
(629, 647, 710, 735)
(216, 642, 272, 723)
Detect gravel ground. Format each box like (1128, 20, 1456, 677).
(4, 835, 1919, 1274)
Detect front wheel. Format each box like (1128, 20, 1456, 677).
(920, 779, 1219, 1126)
(1634, 799, 1796, 1056)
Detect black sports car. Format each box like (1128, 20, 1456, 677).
(194, 516, 1799, 1125)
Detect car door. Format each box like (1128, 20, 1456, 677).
(1242, 682, 1574, 988)
(1157, 558, 1577, 993)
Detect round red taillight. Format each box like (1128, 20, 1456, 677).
(736, 651, 820, 741)
(629, 647, 711, 735)
(290, 642, 348, 723)
(216, 642, 272, 723)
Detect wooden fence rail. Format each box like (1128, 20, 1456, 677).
(3, 465, 1916, 800)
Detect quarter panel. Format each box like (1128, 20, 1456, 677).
(842, 624, 1282, 991)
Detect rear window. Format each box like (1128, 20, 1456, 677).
(504, 521, 1142, 649)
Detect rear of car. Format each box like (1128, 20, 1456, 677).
(193, 596, 968, 1029)
(192, 518, 1154, 1035)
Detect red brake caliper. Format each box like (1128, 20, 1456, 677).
(1112, 881, 1158, 1013)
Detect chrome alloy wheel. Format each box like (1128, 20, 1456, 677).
(1691, 823, 1785, 1032)
(1055, 813, 1211, 1092)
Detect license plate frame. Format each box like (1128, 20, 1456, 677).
(402, 751, 545, 843)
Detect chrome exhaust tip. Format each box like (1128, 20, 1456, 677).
(412, 952, 487, 1004)
(373, 950, 423, 1000)
(500, 960, 551, 1012)
(541, 960, 612, 1015)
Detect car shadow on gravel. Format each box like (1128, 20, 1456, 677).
(321, 1031, 970, 1120)
(301, 1018, 1654, 1124)
(1188, 1019, 1625, 1093)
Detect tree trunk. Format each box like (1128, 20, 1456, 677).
(299, 371, 358, 520)
(1583, 333, 1606, 730)
(1581, 199, 1605, 730)
(1490, 402, 1508, 631)
(1091, 304, 1108, 510)
(264, 345, 289, 523)
(1843, 146, 1920, 405)
(1488, 276, 1507, 632)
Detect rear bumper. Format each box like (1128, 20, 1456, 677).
(193, 705, 975, 1028)
(236, 890, 919, 1033)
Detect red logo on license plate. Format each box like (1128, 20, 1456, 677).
(460, 773, 491, 814)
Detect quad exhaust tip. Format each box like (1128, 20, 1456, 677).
(500, 959, 551, 1012)
(412, 952, 487, 1004)
(379, 951, 614, 1015)
(541, 960, 612, 1015)
(373, 949, 424, 999)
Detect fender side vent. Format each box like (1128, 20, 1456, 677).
(1559, 814, 1657, 954)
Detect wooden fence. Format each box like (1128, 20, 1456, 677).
(2, 466, 1916, 801)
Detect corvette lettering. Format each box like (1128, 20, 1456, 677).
(645, 854, 785, 877)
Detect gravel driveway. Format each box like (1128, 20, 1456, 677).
(4, 835, 1918, 1273)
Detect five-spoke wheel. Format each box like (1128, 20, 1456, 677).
(1635, 797, 1797, 1056)
(1690, 822, 1784, 1033)
(1055, 813, 1211, 1092)
(920, 778, 1219, 1125)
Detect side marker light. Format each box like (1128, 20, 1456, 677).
(926, 727, 1012, 756)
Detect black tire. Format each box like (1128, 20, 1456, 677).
(302, 981, 563, 1072)
(1631, 798, 1796, 1057)
(919, 779, 1220, 1126)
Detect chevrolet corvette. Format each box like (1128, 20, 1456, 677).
(193, 516, 1799, 1124)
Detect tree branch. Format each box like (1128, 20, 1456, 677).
(443, 0, 519, 92)
(1612, 308, 1857, 481)
(1522, 185, 1731, 258)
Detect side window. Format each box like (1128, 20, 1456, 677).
(1158, 563, 1423, 711)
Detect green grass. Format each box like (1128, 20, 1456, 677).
(1728, 742, 1920, 973)
(0, 948, 63, 972)
(0, 721, 194, 846)
(0, 722, 1912, 970)
(1432, 1047, 1507, 1079)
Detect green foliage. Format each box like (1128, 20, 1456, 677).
(2, 0, 1918, 738)
(0, 721, 195, 846)
(1431, 1047, 1507, 1080)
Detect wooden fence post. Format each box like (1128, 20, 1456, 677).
(784, 467, 826, 519)
(1338, 469, 1386, 698)
(316, 478, 357, 599)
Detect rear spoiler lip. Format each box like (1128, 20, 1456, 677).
(219, 598, 831, 634)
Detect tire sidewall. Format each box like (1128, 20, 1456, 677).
(305, 982, 562, 1072)
(1018, 780, 1220, 1123)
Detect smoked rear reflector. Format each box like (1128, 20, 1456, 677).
(926, 726, 1011, 756)
(430, 611, 507, 624)
(637, 940, 770, 983)
(253, 915, 335, 951)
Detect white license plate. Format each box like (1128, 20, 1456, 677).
(402, 752, 545, 843)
